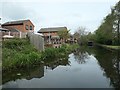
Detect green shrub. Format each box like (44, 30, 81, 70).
(3, 38, 29, 50)
(41, 48, 58, 60)
(2, 38, 42, 71)
(2, 38, 79, 71)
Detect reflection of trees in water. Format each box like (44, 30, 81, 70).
(73, 46, 98, 64)
(44, 56, 70, 70)
(2, 65, 44, 84)
(3, 55, 70, 84)
(111, 51, 120, 89)
(73, 50, 89, 64)
(76, 46, 120, 89)
(90, 46, 120, 89)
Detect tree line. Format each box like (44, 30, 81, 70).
(73, 1, 120, 46)
(95, 1, 120, 45)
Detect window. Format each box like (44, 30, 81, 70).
(25, 25, 29, 30)
(30, 26, 32, 30)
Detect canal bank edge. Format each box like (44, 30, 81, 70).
(97, 44, 120, 51)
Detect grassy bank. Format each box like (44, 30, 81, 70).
(2, 38, 42, 71)
(97, 44, 120, 50)
(2, 38, 79, 71)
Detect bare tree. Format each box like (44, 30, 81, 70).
(73, 26, 88, 45)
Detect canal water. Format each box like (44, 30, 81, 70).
(2, 46, 120, 88)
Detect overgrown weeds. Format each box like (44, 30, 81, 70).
(2, 38, 79, 71)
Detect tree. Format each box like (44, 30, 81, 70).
(95, 9, 116, 44)
(87, 32, 96, 41)
(58, 29, 70, 43)
(95, 1, 120, 45)
(74, 27, 87, 36)
(73, 26, 88, 45)
(113, 1, 120, 45)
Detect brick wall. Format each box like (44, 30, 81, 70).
(2, 25, 24, 32)
(2, 20, 34, 33)
(23, 20, 34, 32)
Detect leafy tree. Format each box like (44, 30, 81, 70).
(58, 29, 70, 42)
(113, 1, 120, 45)
(95, 1, 120, 45)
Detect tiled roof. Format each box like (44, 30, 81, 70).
(2, 19, 30, 26)
(38, 27, 67, 33)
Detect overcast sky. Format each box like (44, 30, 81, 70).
(0, 0, 119, 33)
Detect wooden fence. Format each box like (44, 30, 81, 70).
(27, 32, 44, 51)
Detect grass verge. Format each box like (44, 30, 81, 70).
(98, 44, 120, 50)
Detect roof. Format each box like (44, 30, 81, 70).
(38, 27, 67, 33)
(0, 23, 9, 31)
(35, 33, 44, 36)
(2, 19, 34, 26)
(2, 26, 20, 32)
(6, 27, 20, 32)
(0, 27, 9, 31)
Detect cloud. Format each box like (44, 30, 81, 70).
(2, 0, 119, 3)
(1, 0, 119, 33)
(2, 2, 31, 21)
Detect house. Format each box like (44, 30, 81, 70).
(38, 27, 68, 48)
(67, 35, 78, 44)
(1, 19, 34, 38)
(2, 19, 34, 33)
(0, 24, 9, 40)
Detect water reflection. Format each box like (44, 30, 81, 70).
(44, 56, 70, 70)
(2, 56, 70, 85)
(93, 47, 120, 89)
(2, 46, 120, 88)
(73, 48, 90, 64)
(66, 46, 120, 89)
(78, 46, 120, 89)
(2, 65, 44, 84)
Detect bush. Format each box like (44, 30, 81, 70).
(41, 48, 58, 60)
(2, 38, 42, 71)
(2, 38, 79, 71)
(2, 38, 29, 50)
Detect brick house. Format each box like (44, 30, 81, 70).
(0, 24, 9, 40)
(1, 19, 34, 38)
(2, 19, 34, 33)
(38, 27, 68, 48)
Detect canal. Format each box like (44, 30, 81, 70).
(2, 46, 120, 88)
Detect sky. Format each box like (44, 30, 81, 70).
(0, 0, 119, 34)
